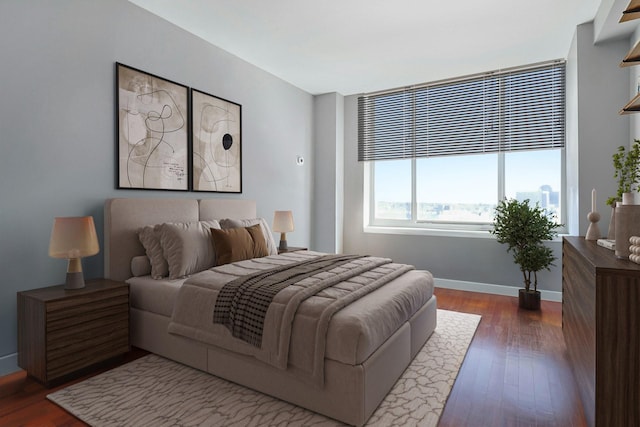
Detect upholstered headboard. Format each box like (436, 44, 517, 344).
(104, 198, 257, 281)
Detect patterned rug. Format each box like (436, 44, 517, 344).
(48, 309, 480, 427)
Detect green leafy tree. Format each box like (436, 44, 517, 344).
(491, 199, 560, 292)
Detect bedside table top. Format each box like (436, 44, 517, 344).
(278, 246, 308, 254)
(18, 278, 128, 301)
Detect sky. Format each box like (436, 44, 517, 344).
(374, 149, 562, 204)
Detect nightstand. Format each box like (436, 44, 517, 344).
(17, 278, 129, 387)
(278, 246, 308, 254)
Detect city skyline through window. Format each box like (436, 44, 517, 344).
(373, 149, 562, 225)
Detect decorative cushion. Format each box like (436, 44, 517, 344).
(130, 255, 152, 277)
(210, 224, 269, 266)
(137, 226, 169, 279)
(159, 220, 221, 279)
(219, 218, 278, 255)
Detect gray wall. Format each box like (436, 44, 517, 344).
(1, 1, 634, 377)
(342, 21, 629, 297)
(574, 23, 629, 234)
(630, 27, 640, 144)
(0, 0, 313, 374)
(312, 93, 344, 253)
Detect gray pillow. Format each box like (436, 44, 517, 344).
(137, 225, 169, 279)
(159, 220, 221, 279)
(130, 255, 152, 277)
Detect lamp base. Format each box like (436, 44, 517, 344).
(278, 239, 288, 252)
(65, 271, 85, 290)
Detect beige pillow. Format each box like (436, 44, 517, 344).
(130, 255, 152, 277)
(219, 218, 278, 255)
(137, 225, 169, 279)
(210, 224, 269, 266)
(159, 220, 221, 279)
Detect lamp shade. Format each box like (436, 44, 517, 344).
(49, 216, 99, 259)
(272, 211, 294, 233)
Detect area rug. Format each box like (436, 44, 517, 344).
(48, 309, 480, 427)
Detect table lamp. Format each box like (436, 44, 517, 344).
(49, 216, 99, 289)
(273, 210, 294, 251)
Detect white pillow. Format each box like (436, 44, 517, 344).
(219, 218, 278, 256)
(137, 225, 169, 279)
(159, 220, 221, 279)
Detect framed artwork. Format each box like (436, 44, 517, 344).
(191, 88, 242, 193)
(116, 63, 189, 190)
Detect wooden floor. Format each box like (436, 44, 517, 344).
(436, 288, 586, 427)
(0, 288, 586, 427)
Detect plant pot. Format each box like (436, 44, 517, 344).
(607, 204, 616, 240)
(519, 289, 541, 310)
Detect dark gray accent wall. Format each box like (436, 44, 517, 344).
(0, 0, 313, 374)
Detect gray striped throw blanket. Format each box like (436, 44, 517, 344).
(213, 254, 363, 347)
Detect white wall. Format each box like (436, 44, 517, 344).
(0, 0, 313, 375)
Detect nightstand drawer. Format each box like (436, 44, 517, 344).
(47, 313, 129, 351)
(47, 334, 129, 379)
(47, 299, 128, 331)
(46, 288, 128, 319)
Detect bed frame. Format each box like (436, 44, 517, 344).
(104, 197, 437, 426)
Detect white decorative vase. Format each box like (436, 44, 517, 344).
(622, 192, 635, 205)
(614, 204, 640, 259)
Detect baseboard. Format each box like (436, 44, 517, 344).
(435, 278, 562, 302)
(0, 352, 19, 376)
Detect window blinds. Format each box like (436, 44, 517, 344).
(358, 61, 565, 162)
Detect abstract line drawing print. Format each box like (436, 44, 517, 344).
(117, 63, 188, 190)
(191, 89, 242, 193)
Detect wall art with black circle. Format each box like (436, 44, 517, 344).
(191, 88, 242, 193)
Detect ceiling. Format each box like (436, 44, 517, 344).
(129, 0, 602, 95)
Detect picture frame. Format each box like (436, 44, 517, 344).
(191, 88, 242, 193)
(116, 63, 189, 191)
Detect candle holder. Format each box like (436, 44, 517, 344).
(585, 210, 601, 241)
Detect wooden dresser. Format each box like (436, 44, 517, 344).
(562, 237, 640, 427)
(17, 279, 129, 387)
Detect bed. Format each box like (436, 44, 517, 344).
(104, 197, 437, 426)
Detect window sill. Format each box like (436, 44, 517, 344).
(363, 225, 565, 242)
(363, 225, 493, 239)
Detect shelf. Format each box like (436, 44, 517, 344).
(620, 0, 640, 22)
(621, 40, 640, 66)
(620, 92, 640, 114)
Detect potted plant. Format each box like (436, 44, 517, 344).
(491, 199, 561, 310)
(606, 140, 640, 207)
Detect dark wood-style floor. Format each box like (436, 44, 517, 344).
(0, 288, 586, 427)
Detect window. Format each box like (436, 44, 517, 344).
(359, 61, 565, 232)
